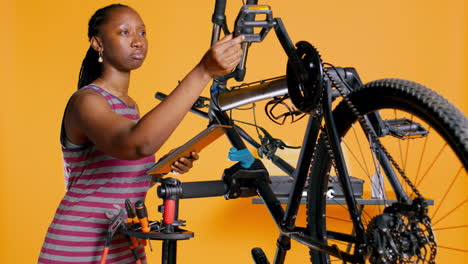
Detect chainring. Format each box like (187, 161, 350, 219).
(286, 41, 324, 113)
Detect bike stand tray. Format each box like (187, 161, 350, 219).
(120, 221, 194, 241)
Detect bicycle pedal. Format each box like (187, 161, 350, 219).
(234, 5, 275, 43)
(384, 117, 428, 139)
(251, 247, 270, 264)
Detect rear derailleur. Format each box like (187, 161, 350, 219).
(365, 198, 436, 264)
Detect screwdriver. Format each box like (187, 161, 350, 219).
(135, 200, 152, 251)
(135, 200, 150, 232)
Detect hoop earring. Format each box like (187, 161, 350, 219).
(98, 51, 103, 63)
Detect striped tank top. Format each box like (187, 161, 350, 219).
(39, 85, 155, 264)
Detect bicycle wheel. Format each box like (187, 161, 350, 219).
(307, 79, 468, 263)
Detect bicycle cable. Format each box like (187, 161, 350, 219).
(231, 118, 301, 150)
(231, 76, 309, 126)
(229, 102, 262, 141)
(229, 75, 286, 90)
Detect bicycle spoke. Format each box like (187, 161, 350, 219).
(328, 178, 372, 225)
(401, 141, 410, 196)
(342, 139, 384, 212)
(329, 197, 370, 225)
(433, 225, 468, 231)
(414, 127, 430, 185)
(432, 199, 468, 226)
(343, 132, 388, 214)
(393, 110, 406, 170)
(343, 140, 370, 177)
(307, 80, 467, 263)
(416, 143, 447, 188)
(367, 141, 387, 213)
(326, 216, 352, 223)
(329, 239, 351, 247)
(398, 137, 405, 171)
(437, 246, 468, 253)
(327, 190, 352, 216)
(431, 166, 463, 220)
(402, 114, 414, 171)
(351, 124, 370, 176)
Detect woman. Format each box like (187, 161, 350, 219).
(38, 4, 243, 263)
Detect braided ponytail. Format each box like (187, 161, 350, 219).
(77, 4, 129, 90)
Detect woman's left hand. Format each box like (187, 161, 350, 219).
(170, 151, 199, 174)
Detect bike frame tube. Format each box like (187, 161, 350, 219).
(283, 115, 322, 230)
(209, 88, 369, 262)
(205, 1, 394, 262)
(290, 233, 360, 263)
(210, 97, 248, 150)
(271, 114, 323, 263)
(218, 77, 288, 111)
(322, 83, 367, 250)
(328, 67, 409, 203)
(361, 115, 410, 203)
(146, 2, 421, 263)
(328, 67, 410, 203)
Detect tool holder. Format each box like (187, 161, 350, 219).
(120, 160, 269, 263)
(120, 177, 194, 264)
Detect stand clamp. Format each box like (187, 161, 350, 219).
(157, 178, 187, 232)
(223, 159, 271, 199)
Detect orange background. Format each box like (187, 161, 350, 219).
(1, 0, 466, 263)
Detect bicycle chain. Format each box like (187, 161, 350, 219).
(302, 47, 351, 264)
(299, 43, 435, 262)
(423, 216, 437, 262)
(321, 66, 439, 263)
(322, 67, 423, 199)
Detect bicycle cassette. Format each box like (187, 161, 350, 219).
(286, 41, 324, 112)
(366, 198, 436, 264)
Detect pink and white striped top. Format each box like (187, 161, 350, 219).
(39, 85, 155, 264)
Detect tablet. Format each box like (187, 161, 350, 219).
(147, 124, 230, 175)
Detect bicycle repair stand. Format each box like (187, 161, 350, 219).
(119, 177, 193, 264)
(118, 159, 270, 264)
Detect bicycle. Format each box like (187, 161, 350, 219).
(113, 1, 468, 263)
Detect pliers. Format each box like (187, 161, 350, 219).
(100, 206, 142, 264)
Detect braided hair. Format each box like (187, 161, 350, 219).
(77, 4, 129, 90)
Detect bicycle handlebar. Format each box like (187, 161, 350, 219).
(211, 0, 263, 82)
(212, 0, 227, 25)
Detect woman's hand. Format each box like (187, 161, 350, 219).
(170, 151, 199, 174)
(198, 34, 244, 78)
